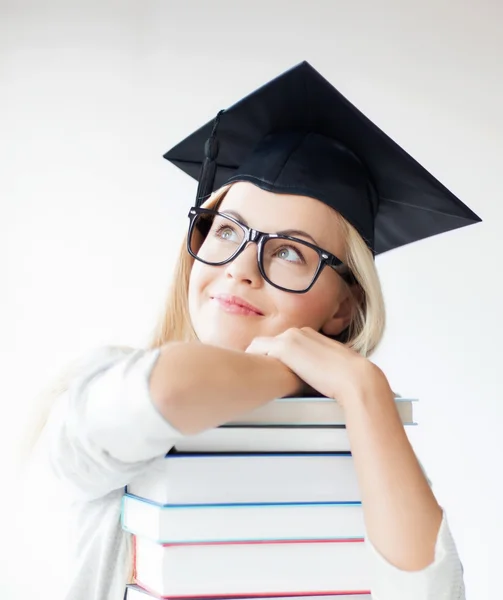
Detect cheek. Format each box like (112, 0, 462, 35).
(274, 287, 338, 329)
(188, 262, 208, 316)
(188, 261, 224, 325)
(189, 261, 213, 297)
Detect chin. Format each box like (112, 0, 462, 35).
(196, 326, 253, 352)
(190, 301, 261, 351)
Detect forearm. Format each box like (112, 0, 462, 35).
(149, 342, 302, 435)
(344, 365, 443, 571)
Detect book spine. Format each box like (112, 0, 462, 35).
(133, 534, 137, 582)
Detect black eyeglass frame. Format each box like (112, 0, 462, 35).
(187, 207, 357, 293)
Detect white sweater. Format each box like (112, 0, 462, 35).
(10, 347, 465, 600)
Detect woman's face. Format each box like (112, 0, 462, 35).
(188, 182, 354, 351)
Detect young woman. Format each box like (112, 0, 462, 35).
(17, 62, 479, 600)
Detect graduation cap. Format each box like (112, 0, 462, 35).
(164, 61, 481, 255)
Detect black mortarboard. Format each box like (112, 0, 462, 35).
(164, 61, 481, 255)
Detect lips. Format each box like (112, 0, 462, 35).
(211, 294, 264, 316)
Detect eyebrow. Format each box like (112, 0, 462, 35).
(222, 210, 320, 246)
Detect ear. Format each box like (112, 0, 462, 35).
(320, 286, 363, 337)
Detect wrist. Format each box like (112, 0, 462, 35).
(267, 355, 303, 397)
(338, 361, 393, 410)
(248, 352, 303, 398)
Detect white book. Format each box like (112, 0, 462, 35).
(122, 494, 365, 543)
(229, 396, 415, 425)
(125, 584, 370, 599)
(126, 453, 360, 505)
(134, 537, 370, 597)
(175, 423, 416, 453)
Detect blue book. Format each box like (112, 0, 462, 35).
(126, 452, 360, 505)
(121, 494, 365, 543)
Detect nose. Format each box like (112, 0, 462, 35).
(224, 242, 262, 287)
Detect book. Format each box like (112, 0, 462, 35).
(227, 396, 415, 425)
(124, 397, 414, 597)
(125, 584, 371, 599)
(126, 452, 360, 505)
(122, 494, 365, 543)
(133, 537, 371, 597)
(174, 423, 416, 453)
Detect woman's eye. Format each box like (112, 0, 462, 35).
(215, 224, 238, 240)
(276, 246, 305, 263)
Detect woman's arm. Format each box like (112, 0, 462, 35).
(343, 366, 443, 571)
(345, 367, 465, 599)
(33, 344, 299, 502)
(149, 342, 303, 435)
(245, 327, 464, 598)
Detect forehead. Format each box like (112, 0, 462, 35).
(218, 182, 346, 257)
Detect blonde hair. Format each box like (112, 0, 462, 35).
(21, 182, 386, 586)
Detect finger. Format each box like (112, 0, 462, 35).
(300, 326, 344, 348)
(299, 326, 320, 339)
(245, 337, 273, 355)
(300, 327, 333, 346)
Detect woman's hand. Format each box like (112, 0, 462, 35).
(246, 326, 385, 407)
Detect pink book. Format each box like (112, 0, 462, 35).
(132, 536, 371, 598)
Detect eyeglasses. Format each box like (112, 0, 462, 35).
(187, 207, 357, 293)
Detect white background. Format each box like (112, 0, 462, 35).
(2, 1, 502, 598)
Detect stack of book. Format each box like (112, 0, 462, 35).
(121, 396, 416, 599)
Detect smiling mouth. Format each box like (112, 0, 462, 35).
(211, 294, 264, 316)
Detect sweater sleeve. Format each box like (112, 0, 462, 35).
(43, 347, 185, 501)
(366, 480, 465, 600)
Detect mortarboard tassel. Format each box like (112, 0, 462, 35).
(195, 109, 225, 207)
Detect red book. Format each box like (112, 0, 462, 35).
(132, 537, 371, 598)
